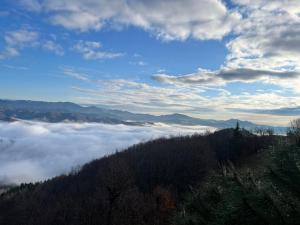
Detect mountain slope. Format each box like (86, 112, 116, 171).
(0, 129, 275, 225)
(0, 99, 285, 132)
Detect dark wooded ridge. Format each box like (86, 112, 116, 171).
(0, 126, 299, 225)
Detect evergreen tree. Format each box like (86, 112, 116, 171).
(175, 143, 300, 225)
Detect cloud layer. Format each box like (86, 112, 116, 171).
(0, 121, 213, 185)
(152, 68, 300, 86)
(20, 0, 240, 41)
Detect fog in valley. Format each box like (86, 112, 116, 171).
(0, 121, 214, 185)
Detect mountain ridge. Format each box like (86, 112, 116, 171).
(0, 99, 286, 132)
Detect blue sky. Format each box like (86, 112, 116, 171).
(1, 0, 300, 125)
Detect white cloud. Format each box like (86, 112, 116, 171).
(0, 28, 66, 59)
(63, 68, 90, 81)
(0, 28, 39, 59)
(0, 121, 213, 184)
(232, 0, 300, 15)
(0, 47, 20, 59)
(222, 0, 300, 91)
(42, 40, 64, 56)
(150, 0, 300, 93)
(4, 28, 39, 47)
(71, 76, 300, 126)
(19, 0, 240, 41)
(73, 78, 211, 115)
(136, 61, 147, 66)
(73, 40, 123, 60)
(51, 11, 104, 32)
(153, 68, 300, 85)
(130, 60, 147, 66)
(19, 0, 43, 12)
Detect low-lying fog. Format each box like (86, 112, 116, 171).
(0, 121, 215, 185)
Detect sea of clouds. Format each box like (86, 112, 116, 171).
(0, 121, 215, 185)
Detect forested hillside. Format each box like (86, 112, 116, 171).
(0, 123, 299, 225)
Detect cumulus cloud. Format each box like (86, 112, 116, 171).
(42, 40, 64, 56)
(222, 0, 300, 88)
(19, 0, 240, 41)
(4, 29, 39, 47)
(232, 0, 300, 15)
(0, 28, 39, 59)
(0, 121, 213, 185)
(73, 40, 123, 60)
(14, 0, 300, 88)
(0, 28, 66, 59)
(149, 0, 300, 93)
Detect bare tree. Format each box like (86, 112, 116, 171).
(254, 127, 274, 136)
(287, 118, 300, 146)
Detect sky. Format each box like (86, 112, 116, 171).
(0, 0, 300, 125)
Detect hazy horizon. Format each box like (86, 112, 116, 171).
(0, 97, 296, 126)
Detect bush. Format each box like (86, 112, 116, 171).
(175, 143, 300, 225)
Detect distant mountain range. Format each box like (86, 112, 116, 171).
(239, 106, 300, 116)
(0, 99, 286, 133)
